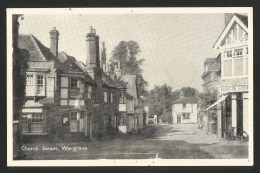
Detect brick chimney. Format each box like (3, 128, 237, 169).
(86, 26, 103, 104)
(86, 26, 100, 68)
(49, 27, 59, 57)
(224, 13, 233, 27)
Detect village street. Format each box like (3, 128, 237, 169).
(22, 124, 248, 160)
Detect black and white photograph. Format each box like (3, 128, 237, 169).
(7, 8, 253, 166)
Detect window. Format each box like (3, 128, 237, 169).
(104, 92, 108, 102)
(233, 48, 243, 57)
(21, 114, 44, 133)
(223, 60, 232, 77)
(183, 103, 186, 109)
(37, 75, 44, 95)
(110, 93, 114, 103)
(225, 50, 232, 58)
(70, 78, 78, 88)
(182, 113, 190, 120)
(119, 91, 125, 103)
(31, 114, 43, 132)
(87, 86, 92, 99)
(26, 75, 33, 86)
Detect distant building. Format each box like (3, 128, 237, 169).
(172, 92, 199, 124)
(201, 55, 221, 93)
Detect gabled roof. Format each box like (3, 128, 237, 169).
(202, 54, 221, 78)
(18, 34, 56, 61)
(173, 97, 198, 104)
(102, 71, 124, 89)
(213, 13, 248, 49)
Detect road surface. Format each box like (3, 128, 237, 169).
(23, 124, 248, 160)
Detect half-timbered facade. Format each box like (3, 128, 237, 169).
(207, 13, 249, 139)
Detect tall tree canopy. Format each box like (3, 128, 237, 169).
(146, 84, 179, 117)
(110, 41, 148, 95)
(180, 87, 199, 97)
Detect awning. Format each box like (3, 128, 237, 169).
(204, 95, 228, 111)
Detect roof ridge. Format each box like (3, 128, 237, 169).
(29, 34, 47, 61)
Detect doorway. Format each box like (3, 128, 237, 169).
(177, 115, 181, 124)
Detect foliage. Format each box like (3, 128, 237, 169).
(180, 87, 199, 97)
(146, 84, 179, 118)
(110, 41, 148, 95)
(199, 90, 218, 110)
(146, 84, 200, 124)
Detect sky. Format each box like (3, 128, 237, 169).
(19, 13, 226, 92)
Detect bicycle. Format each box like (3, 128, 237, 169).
(225, 126, 249, 142)
(225, 126, 236, 140)
(235, 127, 249, 142)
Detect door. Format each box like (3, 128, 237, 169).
(177, 115, 181, 124)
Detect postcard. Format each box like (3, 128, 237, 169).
(7, 7, 253, 166)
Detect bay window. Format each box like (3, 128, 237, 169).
(26, 75, 33, 86)
(37, 75, 44, 95)
(222, 46, 248, 78)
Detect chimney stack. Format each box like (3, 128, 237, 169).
(224, 13, 233, 27)
(86, 26, 100, 68)
(49, 27, 59, 57)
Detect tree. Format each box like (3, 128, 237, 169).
(180, 87, 199, 97)
(146, 84, 179, 123)
(13, 14, 27, 159)
(110, 41, 148, 95)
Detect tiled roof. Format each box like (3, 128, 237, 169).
(173, 97, 199, 104)
(235, 13, 248, 27)
(102, 71, 124, 89)
(202, 54, 221, 78)
(18, 35, 47, 61)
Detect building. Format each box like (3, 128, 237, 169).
(201, 55, 221, 93)
(206, 13, 249, 138)
(172, 92, 199, 124)
(119, 75, 144, 133)
(18, 27, 125, 142)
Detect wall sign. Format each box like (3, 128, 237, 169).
(219, 85, 248, 93)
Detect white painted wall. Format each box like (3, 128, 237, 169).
(172, 103, 198, 124)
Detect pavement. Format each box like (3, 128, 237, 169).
(22, 124, 248, 160)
